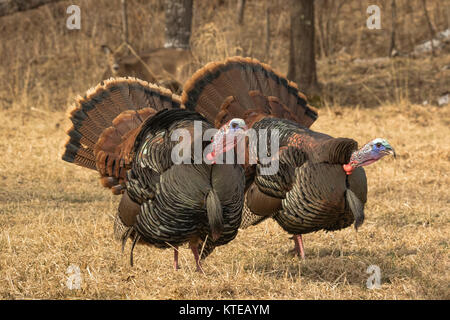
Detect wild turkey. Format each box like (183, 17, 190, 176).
(181, 56, 396, 258)
(62, 77, 246, 272)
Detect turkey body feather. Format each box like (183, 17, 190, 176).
(127, 109, 245, 251)
(248, 117, 367, 234)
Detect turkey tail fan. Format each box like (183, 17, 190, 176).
(62, 77, 182, 193)
(181, 56, 318, 129)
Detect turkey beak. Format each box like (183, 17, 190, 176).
(234, 126, 248, 140)
(380, 146, 396, 159)
(236, 125, 248, 134)
(386, 146, 396, 159)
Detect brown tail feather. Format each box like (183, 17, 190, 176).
(62, 140, 96, 170)
(182, 56, 318, 128)
(94, 108, 155, 181)
(62, 77, 182, 193)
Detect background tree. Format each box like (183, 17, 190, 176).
(164, 0, 193, 49)
(287, 0, 319, 95)
(421, 0, 437, 56)
(316, 0, 346, 58)
(121, 0, 129, 45)
(389, 0, 398, 57)
(237, 0, 246, 25)
(265, 1, 270, 61)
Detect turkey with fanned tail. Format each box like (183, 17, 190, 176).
(181, 56, 396, 259)
(62, 77, 246, 272)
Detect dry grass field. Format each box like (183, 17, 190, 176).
(0, 0, 449, 300)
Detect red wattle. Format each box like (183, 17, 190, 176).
(343, 163, 354, 175)
(206, 151, 216, 164)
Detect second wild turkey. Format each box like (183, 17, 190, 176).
(62, 77, 246, 272)
(181, 56, 396, 258)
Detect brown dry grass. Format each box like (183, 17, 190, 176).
(0, 0, 449, 300)
(0, 102, 448, 299)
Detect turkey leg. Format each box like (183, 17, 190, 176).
(293, 234, 305, 259)
(189, 243, 205, 273)
(174, 246, 180, 270)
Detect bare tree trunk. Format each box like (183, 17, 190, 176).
(121, 0, 129, 45)
(329, 1, 345, 56)
(316, 0, 346, 58)
(0, 0, 63, 17)
(164, 0, 193, 49)
(287, 14, 295, 80)
(237, 0, 246, 25)
(265, 3, 270, 61)
(421, 0, 436, 56)
(288, 0, 319, 95)
(389, 0, 397, 57)
(316, 2, 326, 59)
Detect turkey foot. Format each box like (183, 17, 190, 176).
(290, 234, 305, 259)
(173, 246, 180, 270)
(189, 243, 205, 274)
